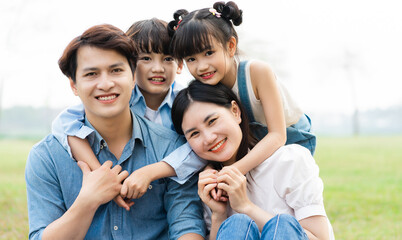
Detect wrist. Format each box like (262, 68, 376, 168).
(211, 212, 227, 223)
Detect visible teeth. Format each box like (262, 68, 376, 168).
(202, 72, 213, 77)
(98, 95, 116, 101)
(151, 78, 164, 82)
(211, 139, 226, 151)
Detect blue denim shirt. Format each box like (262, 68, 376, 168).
(26, 112, 206, 240)
(51, 82, 207, 184)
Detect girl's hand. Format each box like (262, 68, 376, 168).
(217, 166, 253, 214)
(198, 169, 227, 215)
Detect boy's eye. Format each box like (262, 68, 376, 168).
(164, 56, 174, 62)
(140, 56, 151, 61)
(186, 57, 195, 62)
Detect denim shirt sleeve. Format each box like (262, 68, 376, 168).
(25, 143, 67, 240)
(51, 104, 93, 157)
(164, 174, 206, 239)
(162, 142, 208, 184)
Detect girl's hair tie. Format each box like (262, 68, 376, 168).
(209, 8, 221, 18)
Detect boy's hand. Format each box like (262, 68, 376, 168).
(113, 195, 134, 211)
(120, 167, 152, 199)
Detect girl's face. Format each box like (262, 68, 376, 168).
(181, 100, 243, 165)
(135, 51, 182, 99)
(184, 37, 237, 88)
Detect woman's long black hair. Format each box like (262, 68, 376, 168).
(172, 80, 257, 162)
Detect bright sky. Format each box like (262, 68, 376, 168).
(1, 0, 402, 115)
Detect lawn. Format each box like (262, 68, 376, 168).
(0, 136, 401, 239)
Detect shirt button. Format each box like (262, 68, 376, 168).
(148, 185, 152, 190)
(114, 226, 118, 231)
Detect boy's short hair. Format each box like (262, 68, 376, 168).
(126, 18, 171, 55)
(58, 24, 137, 83)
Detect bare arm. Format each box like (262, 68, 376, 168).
(121, 161, 176, 199)
(178, 233, 204, 240)
(42, 161, 128, 240)
(232, 61, 286, 175)
(300, 216, 330, 240)
(68, 136, 101, 170)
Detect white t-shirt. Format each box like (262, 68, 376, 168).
(203, 144, 335, 239)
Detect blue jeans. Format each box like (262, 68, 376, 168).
(216, 214, 308, 240)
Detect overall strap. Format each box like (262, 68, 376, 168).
(237, 61, 255, 122)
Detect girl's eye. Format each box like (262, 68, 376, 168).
(140, 56, 151, 61)
(205, 51, 214, 56)
(186, 57, 195, 62)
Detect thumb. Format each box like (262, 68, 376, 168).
(77, 161, 91, 175)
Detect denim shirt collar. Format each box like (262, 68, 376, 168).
(130, 84, 175, 111)
(84, 110, 144, 157)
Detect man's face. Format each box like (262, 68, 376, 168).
(70, 46, 135, 122)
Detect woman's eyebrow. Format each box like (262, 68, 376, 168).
(184, 113, 217, 135)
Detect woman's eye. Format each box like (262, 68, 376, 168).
(190, 131, 199, 138)
(208, 118, 217, 125)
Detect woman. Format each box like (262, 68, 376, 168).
(172, 80, 334, 240)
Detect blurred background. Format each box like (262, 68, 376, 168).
(1, 1, 401, 239)
(1, 0, 402, 138)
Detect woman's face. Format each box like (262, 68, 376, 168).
(181, 101, 243, 165)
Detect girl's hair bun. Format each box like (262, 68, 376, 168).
(167, 9, 189, 37)
(213, 1, 243, 26)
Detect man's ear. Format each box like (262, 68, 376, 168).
(69, 78, 78, 96)
(230, 100, 242, 124)
(227, 36, 237, 57)
(176, 60, 184, 74)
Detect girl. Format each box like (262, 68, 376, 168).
(171, 80, 334, 240)
(168, 2, 316, 179)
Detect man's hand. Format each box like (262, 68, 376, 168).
(77, 160, 128, 208)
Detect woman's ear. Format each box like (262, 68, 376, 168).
(69, 78, 78, 96)
(227, 37, 237, 57)
(230, 100, 242, 124)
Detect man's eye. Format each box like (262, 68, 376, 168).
(84, 72, 96, 77)
(112, 68, 123, 73)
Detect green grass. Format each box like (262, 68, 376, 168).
(0, 136, 401, 239)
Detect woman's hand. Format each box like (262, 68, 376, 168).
(217, 166, 253, 214)
(198, 169, 227, 215)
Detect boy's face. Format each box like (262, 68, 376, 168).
(70, 46, 135, 122)
(135, 52, 182, 99)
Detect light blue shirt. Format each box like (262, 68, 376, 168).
(26, 112, 206, 240)
(51, 82, 207, 183)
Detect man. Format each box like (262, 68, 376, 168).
(25, 24, 205, 240)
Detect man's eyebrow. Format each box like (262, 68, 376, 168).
(183, 113, 216, 135)
(82, 67, 98, 72)
(110, 62, 125, 68)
